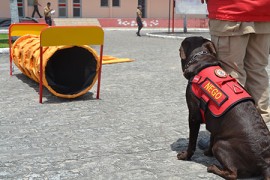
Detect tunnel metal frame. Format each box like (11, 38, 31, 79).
(8, 23, 104, 104)
(39, 26, 104, 103)
(9, 23, 49, 76)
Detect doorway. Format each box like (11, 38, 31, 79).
(138, 0, 146, 18)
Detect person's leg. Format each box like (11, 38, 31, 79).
(198, 35, 250, 150)
(32, 6, 37, 17)
(138, 25, 142, 36)
(45, 17, 49, 25)
(47, 18, 52, 26)
(211, 34, 250, 85)
(136, 26, 140, 36)
(136, 18, 142, 36)
(49, 18, 52, 26)
(211, 34, 270, 122)
(37, 8, 42, 18)
(244, 34, 270, 123)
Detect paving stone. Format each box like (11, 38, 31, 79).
(0, 29, 269, 179)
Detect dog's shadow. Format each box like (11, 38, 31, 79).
(170, 131, 219, 167)
(170, 131, 264, 180)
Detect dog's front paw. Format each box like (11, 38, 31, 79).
(207, 165, 218, 173)
(177, 151, 191, 160)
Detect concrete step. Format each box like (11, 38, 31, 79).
(53, 18, 101, 26)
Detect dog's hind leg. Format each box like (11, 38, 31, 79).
(207, 165, 237, 180)
(207, 141, 238, 180)
(204, 134, 214, 157)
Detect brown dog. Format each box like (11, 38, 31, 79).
(177, 36, 270, 180)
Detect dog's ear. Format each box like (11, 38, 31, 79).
(179, 46, 186, 60)
(203, 40, 217, 56)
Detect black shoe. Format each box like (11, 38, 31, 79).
(198, 136, 210, 150)
(136, 32, 141, 36)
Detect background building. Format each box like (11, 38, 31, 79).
(0, 0, 205, 19)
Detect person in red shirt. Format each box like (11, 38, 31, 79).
(206, 0, 270, 22)
(202, 0, 270, 124)
(198, 0, 270, 148)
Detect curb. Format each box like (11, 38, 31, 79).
(146, 28, 210, 40)
(146, 32, 186, 40)
(0, 28, 210, 54)
(0, 48, 9, 54)
(0, 29, 8, 34)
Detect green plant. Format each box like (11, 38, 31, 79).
(0, 34, 9, 48)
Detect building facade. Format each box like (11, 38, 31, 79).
(1, 0, 178, 19)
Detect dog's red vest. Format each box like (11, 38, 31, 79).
(191, 66, 253, 123)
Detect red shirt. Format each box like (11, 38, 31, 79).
(207, 0, 270, 22)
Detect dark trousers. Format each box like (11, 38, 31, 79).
(136, 17, 143, 34)
(45, 17, 52, 26)
(32, 5, 42, 18)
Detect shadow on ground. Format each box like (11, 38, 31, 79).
(15, 73, 95, 104)
(170, 131, 264, 180)
(170, 131, 218, 167)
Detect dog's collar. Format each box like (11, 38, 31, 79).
(184, 51, 210, 71)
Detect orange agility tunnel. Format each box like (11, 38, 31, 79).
(11, 34, 100, 99)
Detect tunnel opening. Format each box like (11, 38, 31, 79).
(45, 46, 98, 95)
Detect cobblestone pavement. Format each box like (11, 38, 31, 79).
(0, 29, 269, 180)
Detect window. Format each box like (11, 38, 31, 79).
(73, 0, 81, 17)
(101, 0, 108, 7)
(113, 0, 120, 7)
(59, 0, 68, 17)
(17, 0, 24, 17)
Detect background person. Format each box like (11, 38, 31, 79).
(44, 2, 53, 26)
(198, 0, 270, 150)
(136, 5, 143, 37)
(32, 0, 43, 18)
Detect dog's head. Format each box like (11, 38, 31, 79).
(179, 36, 220, 79)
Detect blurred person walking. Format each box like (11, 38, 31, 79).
(136, 5, 143, 36)
(32, 0, 43, 18)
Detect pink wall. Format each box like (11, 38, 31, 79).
(147, 0, 170, 18)
(0, 0, 204, 19)
(0, 2, 12, 18)
(111, 1, 138, 18)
